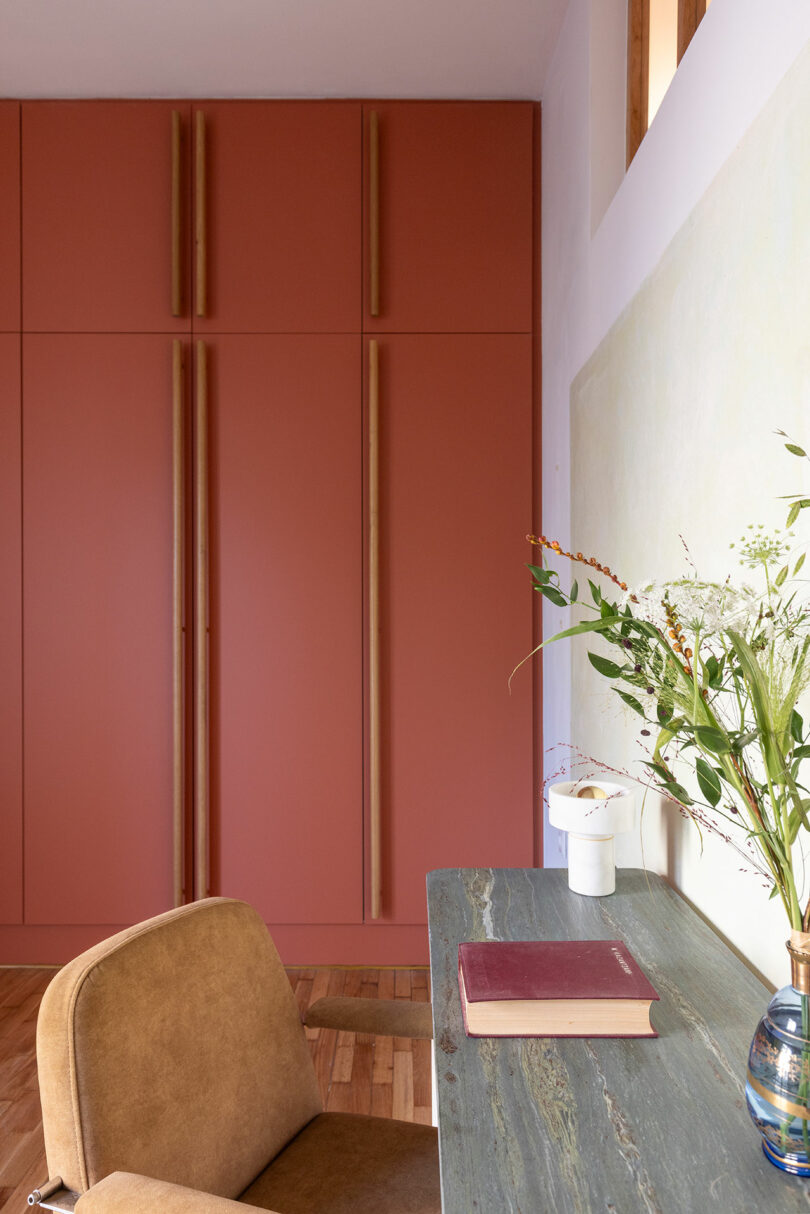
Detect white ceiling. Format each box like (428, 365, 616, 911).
(0, 0, 569, 99)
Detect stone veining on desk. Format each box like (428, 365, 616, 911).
(468, 868, 497, 940)
(521, 1039, 589, 1214)
(600, 893, 743, 1095)
(583, 1040, 662, 1214)
(478, 1037, 522, 1214)
(647, 964, 743, 1095)
(428, 868, 810, 1213)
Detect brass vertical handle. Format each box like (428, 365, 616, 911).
(368, 339, 382, 919)
(194, 340, 210, 898)
(172, 340, 185, 906)
(369, 111, 380, 318)
(171, 112, 182, 317)
(195, 111, 207, 318)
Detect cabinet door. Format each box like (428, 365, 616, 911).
(372, 335, 534, 924)
(22, 102, 191, 332)
(193, 103, 361, 333)
(363, 103, 534, 334)
(24, 336, 177, 925)
(210, 335, 362, 923)
(0, 103, 20, 331)
(0, 336, 22, 923)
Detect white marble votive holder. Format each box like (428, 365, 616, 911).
(548, 781, 635, 896)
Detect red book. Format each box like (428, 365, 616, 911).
(458, 940, 659, 1038)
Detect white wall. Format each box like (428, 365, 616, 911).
(540, 0, 590, 866)
(589, 0, 626, 233)
(0, 0, 567, 99)
(542, 0, 810, 987)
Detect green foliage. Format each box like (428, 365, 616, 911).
(789, 802, 810, 845)
(587, 651, 623, 679)
(694, 726, 731, 754)
(524, 435, 810, 930)
(617, 690, 645, 715)
(536, 583, 568, 607)
(663, 778, 693, 806)
(532, 615, 624, 650)
(792, 710, 805, 745)
(703, 654, 724, 689)
(787, 500, 810, 527)
(695, 758, 722, 806)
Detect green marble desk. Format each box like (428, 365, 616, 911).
(427, 867, 810, 1213)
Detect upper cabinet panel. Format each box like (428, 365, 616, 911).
(192, 102, 361, 333)
(22, 102, 191, 332)
(0, 104, 20, 331)
(363, 102, 534, 333)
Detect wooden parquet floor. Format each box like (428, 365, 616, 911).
(0, 965, 431, 1212)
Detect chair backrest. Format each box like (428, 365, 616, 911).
(36, 898, 322, 1197)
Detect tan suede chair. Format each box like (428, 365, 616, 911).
(32, 898, 440, 1214)
(304, 995, 433, 1039)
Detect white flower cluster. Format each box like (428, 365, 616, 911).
(622, 578, 761, 639)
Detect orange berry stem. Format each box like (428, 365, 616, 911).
(527, 534, 635, 601)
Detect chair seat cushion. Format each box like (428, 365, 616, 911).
(238, 1113, 440, 1214)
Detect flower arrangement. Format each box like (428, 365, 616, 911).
(527, 435, 810, 933)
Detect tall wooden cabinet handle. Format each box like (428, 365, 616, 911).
(194, 340, 210, 898)
(172, 340, 185, 906)
(171, 112, 182, 317)
(368, 339, 382, 919)
(369, 111, 380, 318)
(195, 111, 207, 318)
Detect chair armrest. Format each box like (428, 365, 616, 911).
(75, 1173, 278, 1214)
(304, 995, 433, 1039)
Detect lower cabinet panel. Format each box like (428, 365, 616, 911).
(0, 335, 22, 924)
(23, 335, 176, 926)
(369, 335, 536, 926)
(4, 332, 537, 964)
(209, 336, 364, 926)
(0, 922, 430, 967)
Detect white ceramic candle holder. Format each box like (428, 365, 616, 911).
(548, 781, 635, 897)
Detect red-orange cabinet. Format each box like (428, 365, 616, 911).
(368, 335, 535, 925)
(207, 336, 363, 923)
(362, 103, 534, 333)
(23, 335, 178, 925)
(21, 101, 362, 335)
(22, 102, 192, 333)
(0, 103, 20, 331)
(1, 99, 539, 965)
(0, 336, 22, 924)
(191, 103, 361, 333)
